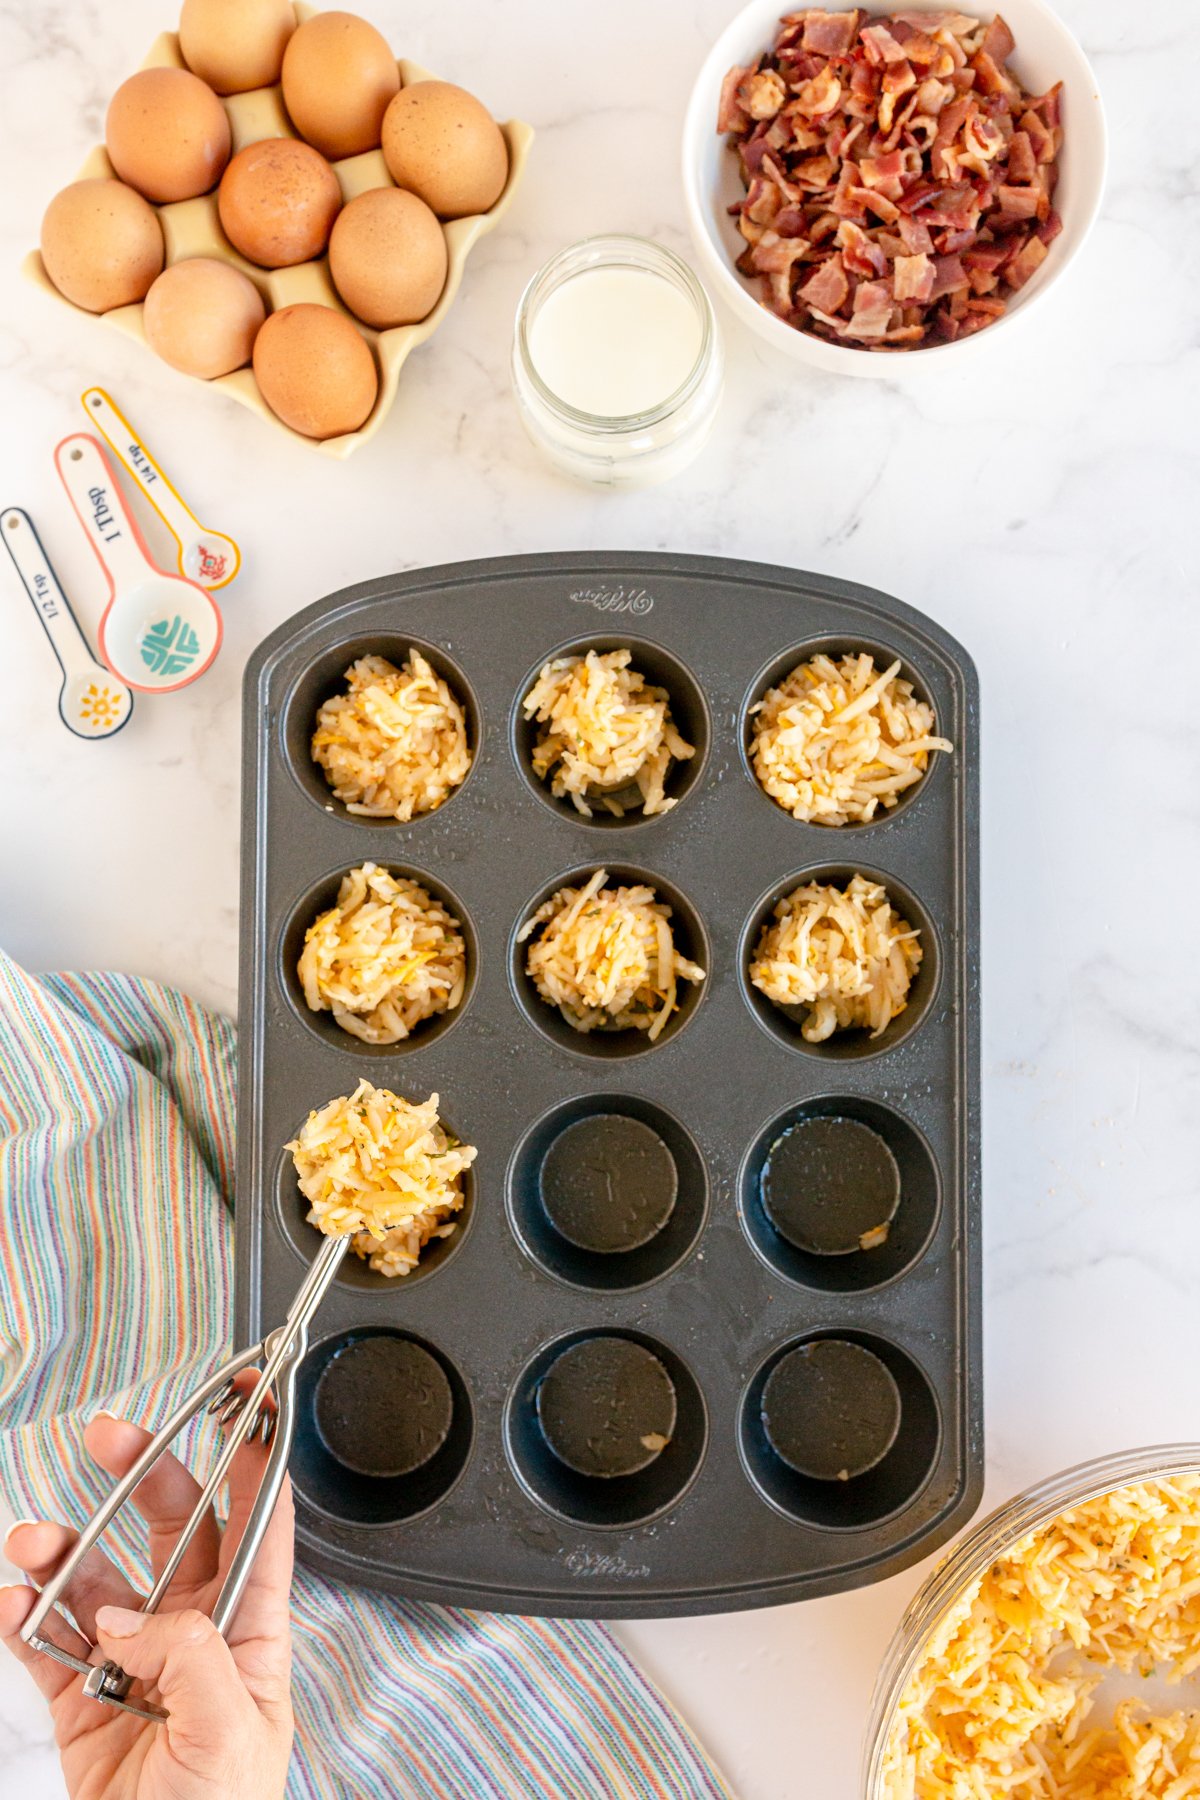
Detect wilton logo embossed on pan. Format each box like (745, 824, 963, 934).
(569, 584, 654, 615)
(560, 1549, 651, 1578)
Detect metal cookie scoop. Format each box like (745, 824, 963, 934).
(20, 1232, 348, 1723)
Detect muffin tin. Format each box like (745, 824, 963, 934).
(23, 3, 532, 459)
(237, 550, 981, 1615)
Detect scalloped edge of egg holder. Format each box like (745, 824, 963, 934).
(22, 14, 534, 460)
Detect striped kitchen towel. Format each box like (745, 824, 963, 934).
(0, 952, 732, 1800)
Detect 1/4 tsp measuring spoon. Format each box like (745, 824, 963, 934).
(1, 506, 133, 739)
(55, 433, 223, 694)
(81, 388, 242, 590)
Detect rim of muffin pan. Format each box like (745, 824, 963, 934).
(280, 632, 482, 826)
(506, 1093, 709, 1292)
(510, 633, 711, 830)
(738, 862, 942, 1062)
(291, 1325, 474, 1527)
(738, 1330, 942, 1531)
(740, 634, 948, 833)
(508, 862, 710, 1060)
(272, 1110, 477, 1294)
(503, 1328, 708, 1529)
(737, 1095, 941, 1295)
(276, 859, 478, 1057)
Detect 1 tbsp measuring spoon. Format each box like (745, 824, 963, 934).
(55, 433, 223, 694)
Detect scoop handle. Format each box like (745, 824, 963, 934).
(1, 506, 99, 681)
(54, 433, 162, 598)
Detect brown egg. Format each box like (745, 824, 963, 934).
(178, 0, 297, 96)
(328, 187, 447, 328)
(381, 81, 508, 219)
(281, 11, 400, 160)
(143, 258, 266, 378)
(106, 67, 231, 204)
(253, 303, 378, 438)
(40, 179, 164, 313)
(218, 138, 342, 267)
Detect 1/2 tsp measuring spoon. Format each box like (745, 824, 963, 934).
(81, 387, 241, 590)
(55, 433, 223, 694)
(1, 506, 133, 739)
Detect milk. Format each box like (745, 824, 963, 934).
(527, 266, 705, 418)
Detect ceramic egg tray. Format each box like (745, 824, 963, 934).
(23, 3, 533, 459)
(236, 551, 981, 1616)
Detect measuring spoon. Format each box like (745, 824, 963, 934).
(81, 387, 242, 589)
(2, 506, 133, 739)
(55, 433, 223, 694)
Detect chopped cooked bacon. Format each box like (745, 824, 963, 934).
(1004, 231, 1048, 288)
(893, 250, 934, 300)
(1019, 107, 1055, 161)
(861, 21, 908, 63)
(720, 8, 1064, 349)
(844, 278, 894, 337)
(798, 255, 850, 312)
(801, 9, 862, 54)
(928, 252, 969, 297)
(796, 65, 843, 115)
(837, 217, 888, 276)
(996, 182, 1039, 220)
(1005, 129, 1037, 183)
(718, 66, 751, 134)
(859, 149, 907, 196)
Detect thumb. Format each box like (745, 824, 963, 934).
(95, 1605, 256, 1769)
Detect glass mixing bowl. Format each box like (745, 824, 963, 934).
(864, 1444, 1200, 1797)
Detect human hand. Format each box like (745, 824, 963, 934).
(0, 1394, 293, 1800)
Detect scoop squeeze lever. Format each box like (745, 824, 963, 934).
(81, 388, 241, 590)
(19, 1231, 349, 1723)
(54, 433, 223, 694)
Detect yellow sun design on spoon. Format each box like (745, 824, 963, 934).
(78, 683, 125, 728)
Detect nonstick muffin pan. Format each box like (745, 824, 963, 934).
(236, 550, 981, 1616)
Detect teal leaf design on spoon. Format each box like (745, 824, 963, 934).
(140, 615, 201, 676)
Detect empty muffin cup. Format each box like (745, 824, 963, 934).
(762, 1115, 899, 1256)
(739, 1331, 941, 1530)
(761, 1339, 901, 1481)
(739, 1096, 940, 1293)
(292, 1328, 473, 1526)
(505, 1328, 707, 1527)
(537, 1337, 677, 1479)
(511, 634, 710, 827)
(507, 1093, 707, 1290)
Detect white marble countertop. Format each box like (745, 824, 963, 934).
(1, 0, 1197, 1793)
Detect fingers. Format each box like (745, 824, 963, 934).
(85, 1413, 220, 1596)
(4, 1520, 141, 1642)
(0, 1581, 88, 1706)
(95, 1604, 257, 1774)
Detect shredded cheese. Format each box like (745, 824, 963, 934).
(750, 652, 951, 826)
(288, 1081, 476, 1278)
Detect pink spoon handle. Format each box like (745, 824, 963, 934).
(54, 433, 166, 598)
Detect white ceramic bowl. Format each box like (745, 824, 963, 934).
(682, 0, 1107, 376)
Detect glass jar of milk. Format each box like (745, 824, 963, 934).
(512, 236, 723, 488)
